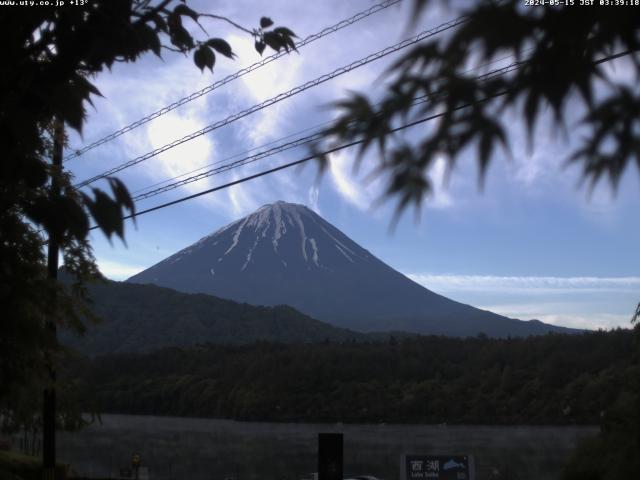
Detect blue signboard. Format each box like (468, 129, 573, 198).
(401, 454, 474, 480)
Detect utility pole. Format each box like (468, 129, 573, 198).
(43, 118, 64, 480)
(633, 302, 640, 324)
(318, 433, 343, 480)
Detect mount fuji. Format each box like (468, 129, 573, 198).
(128, 201, 577, 337)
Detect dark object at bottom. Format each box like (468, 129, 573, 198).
(318, 433, 343, 480)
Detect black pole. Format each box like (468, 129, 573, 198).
(318, 433, 343, 480)
(43, 118, 63, 480)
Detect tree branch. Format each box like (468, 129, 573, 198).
(162, 44, 185, 53)
(133, 0, 174, 26)
(198, 13, 254, 36)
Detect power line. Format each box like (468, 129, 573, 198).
(88, 48, 634, 228)
(130, 61, 523, 203)
(64, 0, 403, 162)
(138, 44, 607, 199)
(131, 53, 522, 198)
(131, 130, 324, 202)
(74, 15, 468, 189)
(130, 118, 334, 197)
(130, 42, 526, 199)
(89, 100, 491, 230)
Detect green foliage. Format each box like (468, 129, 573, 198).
(254, 20, 298, 56)
(317, 0, 640, 216)
(0, 0, 296, 431)
(0, 451, 69, 480)
(562, 325, 640, 479)
(0, 451, 41, 480)
(206, 39, 235, 59)
(194, 45, 216, 72)
(59, 280, 365, 355)
(64, 329, 637, 425)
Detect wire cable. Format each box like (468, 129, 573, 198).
(129, 118, 335, 197)
(64, 0, 403, 162)
(84, 48, 634, 229)
(130, 61, 523, 203)
(89, 97, 499, 230)
(131, 130, 325, 201)
(130, 50, 526, 199)
(75, 15, 468, 189)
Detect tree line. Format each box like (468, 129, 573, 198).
(64, 327, 639, 426)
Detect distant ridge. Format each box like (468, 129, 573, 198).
(128, 201, 580, 337)
(60, 280, 366, 355)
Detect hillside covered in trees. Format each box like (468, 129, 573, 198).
(59, 280, 366, 355)
(65, 328, 639, 425)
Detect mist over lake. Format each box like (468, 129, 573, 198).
(57, 414, 597, 480)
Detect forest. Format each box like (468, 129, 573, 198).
(64, 327, 639, 426)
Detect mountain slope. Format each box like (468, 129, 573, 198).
(60, 280, 365, 355)
(128, 201, 579, 337)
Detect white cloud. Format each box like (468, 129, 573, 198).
(67, 0, 638, 313)
(329, 149, 456, 214)
(512, 151, 545, 187)
(328, 150, 373, 210)
(406, 273, 639, 330)
(407, 274, 640, 294)
(533, 313, 632, 330)
(146, 113, 216, 182)
(599, 55, 637, 88)
(478, 304, 632, 330)
(308, 184, 321, 213)
(504, 107, 574, 191)
(233, 36, 301, 103)
(426, 156, 454, 209)
(227, 173, 261, 216)
(96, 260, 145, 281)
(229, 34, 304, 145)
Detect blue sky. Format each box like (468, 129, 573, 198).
(64, 0, 640, 330)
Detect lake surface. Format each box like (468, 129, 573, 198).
(57, 414, 598, 480)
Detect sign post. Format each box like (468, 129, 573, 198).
(401, 454, 475, 480)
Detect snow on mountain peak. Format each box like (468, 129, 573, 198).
(127, 202, 577, 337)
(147, 201, 372, 278)
(211, 201, 370, 270)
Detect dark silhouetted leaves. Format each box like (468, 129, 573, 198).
(22, 156, 49, 188)
(135, 23, 162, 56)
(206, 38, 235, 59)
(82, 189, 125, 241)
(167, 12, 194, 51)
(69, 179, 135, 242)
(194, 44, 215, 72)
(24, 195, 89, 243)
(314, 0, 640, 213)
(0, 0, 300, 416)
(263, 32, 282, 52)
(59, 196, 90, 241)
(263, 28, 297, 53)
(150, 12, 168, 33)
(570, 87, 640, 191)
(252, 17, 296, 56)
(173, 4, 199, 22)
(107, 177, 136, 223)
(273, 27, 297, 38)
